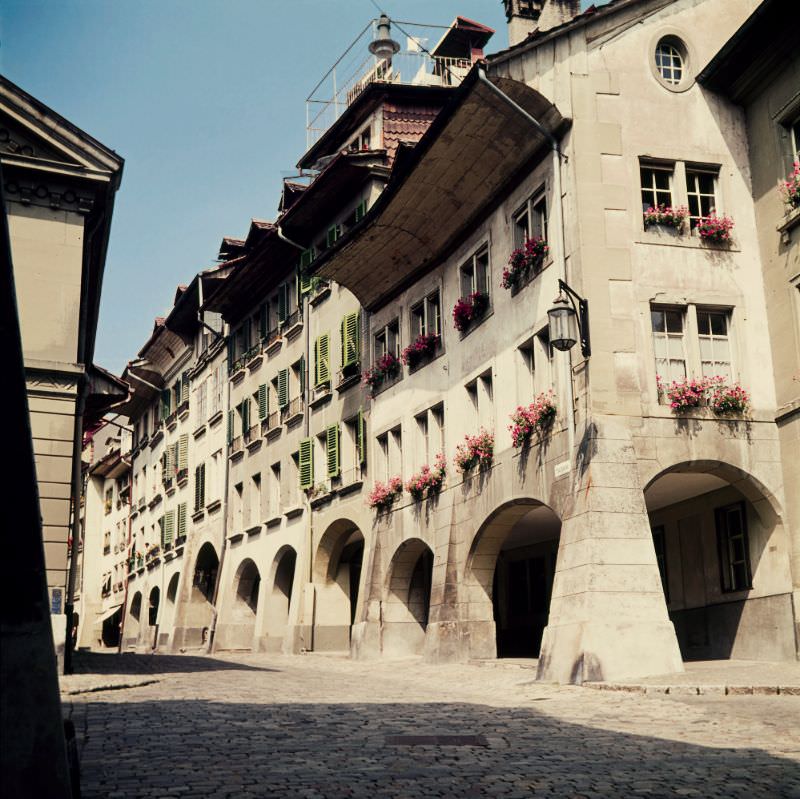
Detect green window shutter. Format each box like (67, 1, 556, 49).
(342, 312, 360, 367)
(164, 510, 175, 545)
(199, 463, 205, 508)
(354, 200, 367, 222)
(357, 408, 366, 465)
(326, 225, 340, 248)
(258, 384, 267, 420)
(178, 434, 188, 470)
(278, 369, 289, 408)
(315, 334, 330, 385)
(278, 284, 288, 324)
(227, 410, 234, 445)
(326, 423, 340, 478)
(298, 270, 312, 296)
(181, 372, 190, 404)
(241, 399, 250, 432)
(159, 515, 165, 546)
(300, 247, 315, 270)
(299, 437, 314, 490)
(259, 303, 268, 339)
(177, 503, 187, 538)
(299, 356, 306, 395)
(164, 445, 172, 476)
(194, 466, 202, 510)
(227, 335, 235, 367)
(161, 389, 171, 420)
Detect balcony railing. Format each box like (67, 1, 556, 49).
(231, 435, 244, 455)
(262, 412, 281, 436)
(281, 396, 304, 422)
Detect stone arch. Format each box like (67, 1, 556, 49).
(383, 538, 434, 657)
(234, 558, 261, 616)
(465, 498, 562, 660)
(124, 591, 142, 648)
(216, 557, 261, 651)
(148, 586, 160, 627)
(172, 541, 219, 650)
(167, 573, 180, 604)
(644, 459, 793, 662)
(264, 546, 297, 648)
(192, 542, 220, 604)
(313, 519, 365, 651)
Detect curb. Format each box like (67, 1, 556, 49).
(583, 682, 800, 696)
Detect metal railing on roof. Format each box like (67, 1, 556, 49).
(305, 19, 471, 150)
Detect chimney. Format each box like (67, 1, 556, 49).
(502, 0, 581, 47)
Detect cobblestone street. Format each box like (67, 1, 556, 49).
(62, 652, 800, 798)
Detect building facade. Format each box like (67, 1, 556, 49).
(80, 1, 799, 683)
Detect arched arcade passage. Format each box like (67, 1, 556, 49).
(644, 461, 793, 662)
(466, 500, 562, 660)
(264, 546, 297, 650)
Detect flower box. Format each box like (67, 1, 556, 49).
(401, 334, 439, 369)
(405, 453, 446, 501)
(362, 352, 401, 396)
(509, 391, 557, 448)
(367, 477, 403, 511)
(452, 291, 489, 332)
(779, 162, 800, 209)
(454, 429, 494, 474)
(696, 213, 734, 244)
(502, 237, 548, 290)
(643, 204, 688, 230)
(657, 375, 750, 416)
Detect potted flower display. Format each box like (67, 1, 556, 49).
(452, 291, 489, 333)
(362, 352, 401, 396)
(367, 476, 403, 511)
(696, 212, 734, 244)
(643, 204, 688, 230)
(779, 161, 800, 209)
(405, 453, 446, 501)
(401, 333, 440, 368)
(454, 428, 494, 473)
(508, 391, 557, 448)
(502, 236, 548, 290)
(656, 375, 749, 416)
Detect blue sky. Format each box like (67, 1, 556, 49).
(1, 1, 590, 374)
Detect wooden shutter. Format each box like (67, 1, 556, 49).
(277, 369, 289, 408)
(164, 510, 175, 545)
(173, 442, 180, 474)
(299, 355, 305, 395)
(357, 408, 366, 465)
(278, 284, 288, 324)
(159, 515, 165, 546)
(326, 424, 340, 478)
(194, 465, 203, 510)
(181, 372, 190, 404)
(326, 224, 341, 248)
(227, 409, 234, 445)
(177, 503, 186, 538)
(258, 384, 267, 420)
(259, 303, 268, 339)
(299, 438, 313, 489)
(178, 434, 188, 470)
(341, 312, 360, 367)
(241, 398, 250, 433)
(315, 334, 330, 385)
(354, 200, 367, 223)
(161, 389, 171, 420)
(300, 247, 315, 270)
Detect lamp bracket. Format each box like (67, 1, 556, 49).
(557, 279, 591, 357)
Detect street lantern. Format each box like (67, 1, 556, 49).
(547, 279, 591, 357)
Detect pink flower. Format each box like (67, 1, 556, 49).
(503, 237, 548, 290)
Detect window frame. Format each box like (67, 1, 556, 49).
(716, 501, 753, 593)
(410, 290, 442, 340)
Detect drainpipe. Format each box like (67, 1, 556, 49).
(118, 452, 133, 654)
(476, 66, 576, 464)
(206, 329, 232, 654)
(277, 222, 315, 652)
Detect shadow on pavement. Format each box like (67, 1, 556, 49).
(71, 652, 277, 675)
(76, 699, 799, 798)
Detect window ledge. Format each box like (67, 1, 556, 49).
(458, 307, 493, 340)
(177, 476, 188, 489)
(231, 369, 246, 385)
(371, 373, 402, 398)
(283, 411, 304, 428)
(509, 258, 550, 296)
(265, 515, 282, 529)
(208, 410, 223, 428)
(284, 321, 304, 340)
(164, 550, 177, 562)
(310, 492, 335, 510)
(206, 499, 222, 514)
(193, 423, 207, 440)
(166, 417, 178, 433)
(309, 389, 332, 409)
(336, 372, 361, 393)
(246, 438, 262, 453)
(635, 233, 741, 253)
(284, 505, 304, 519)
(228, 531, 244, 543)
(309, 286, 331, 306)
(337, 479, 363, 497)
(148, 493, 163, 510)
(265, 337, 283, 356)
(229, 449, 244, 462)
(408, 347, 445, 375)
(246, 524, 262, 537)
(165, 484, 176, 498)
(149, 429, 164, 448)
(778, 205, 800, 244)
(178, 402, 190, 421)
(191, 508, 205, 522)
(247, 353, 263, 371)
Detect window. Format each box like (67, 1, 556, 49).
(325, 424, 340, 479)
(270, 463, 281, 516)
(340, 312, 361, 369)
(376, 432, 389, 482)
(791, 118, 800, 162)
(517, 337, 535, 399)
(343, 412, 366, 481)
(298, 438, 314, 490)
(654, 39, 684, 85)
(389, 427, 403, 477)
(375, 320, 399, 359)
(208, 450, 222, 505)
(431, 403, 445, 456)
(651, 308, 686, 383)
(411, 291, 441, 338)
(414, 403, 444, 467)
(460, 246, 490, 298)
(196, 380, 207, 424)
(233, 483, 243, 533)
(194, 463, 205, 511)
(415, 411, 429, 470)
(651, 525, 669, 601)
(479, 371, 494, 429)
(250, 474, 261, 526)
(535, 328, 553, 394)
(314, 333, 331, 386)
(716, 502, 752, 592)
(640, 165, 673, 211)
(686, 168, 717, 227)
(514, 192, 547, 247)
(697, 311, 732, 380)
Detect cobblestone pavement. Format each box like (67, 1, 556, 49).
(64, 652, 800, 798)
